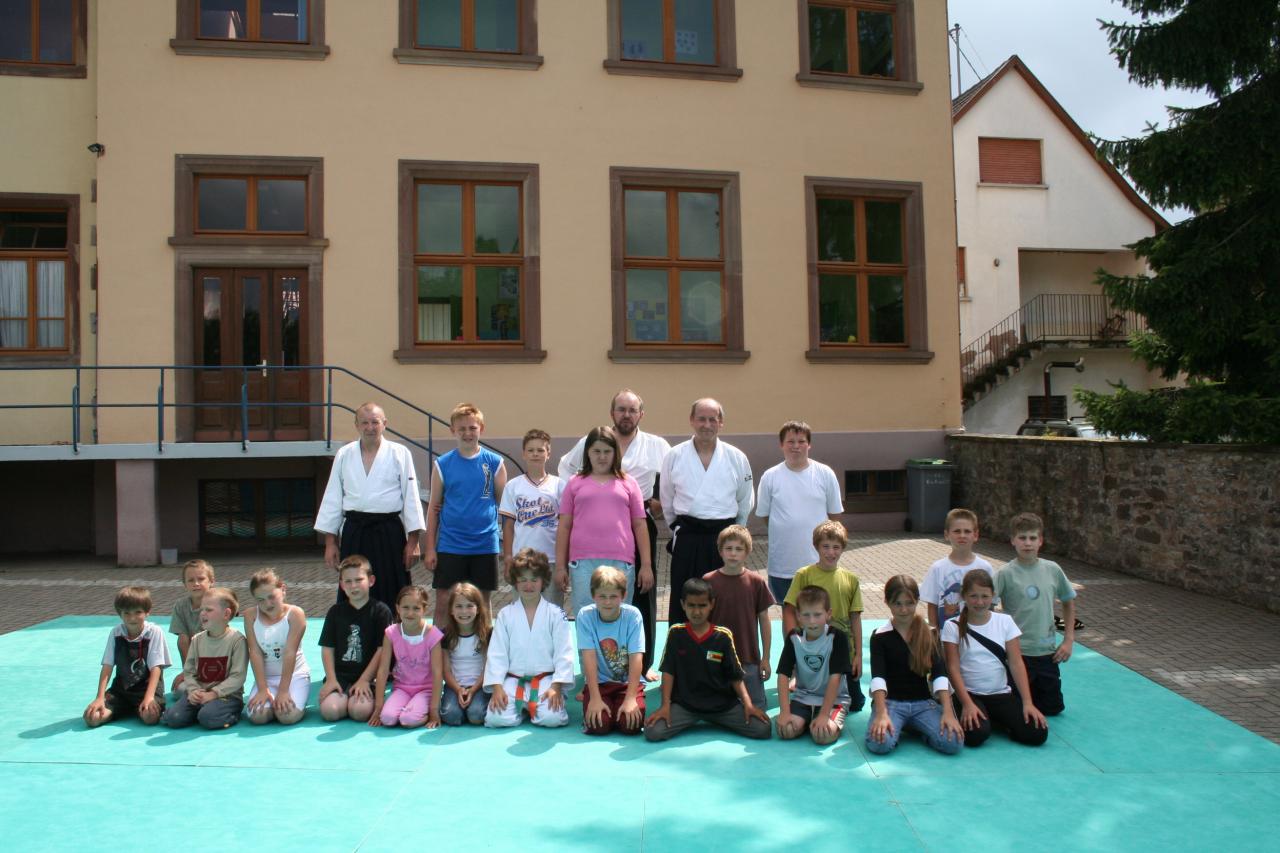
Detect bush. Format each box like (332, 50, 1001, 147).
(1076, 382, 1280, 443)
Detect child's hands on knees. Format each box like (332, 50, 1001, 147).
(190, 689, 216, 705)
(489, 684, 508, 711)
(319, 678, 342, 701)
(349, 679, 373, 701)
(869, 711, 894, 743)
(585, 695, 609, 727)
(619, 695, 642, 727)
(545, 684, 564, 712)
(425, 709, 441, 729)
(959, 699, 986, 730)
(274, 691, 296, 715)
(743, 702, 769, 725)
(776, 712, 803, 738)
(249, 689, 274, 714)
(368, 704, 384, 727)
(1023, 701, 1048, 729)
(644, 704, 671, 728)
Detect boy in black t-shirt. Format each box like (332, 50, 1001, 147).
(318, 556, 394, 722)
(644, 579, 771, 741)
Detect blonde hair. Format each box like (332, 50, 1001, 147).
(182, 559, 214, 582)
(717, 524, 753, 552)
(450, 402, 485, 427)
(337, 555, 372, 578)
(945, 508, 978, 531)
(812, 519, 848, 549)
(883, 575, 936, 678)
(204, 587, 240, 617)
(249, 568, 283, 593)
(590, 565, 628, 595)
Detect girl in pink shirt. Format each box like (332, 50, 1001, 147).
(370, 586, 443, 728)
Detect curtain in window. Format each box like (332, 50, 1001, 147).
(0, 260, 28, 348)
(37, 260, 65, 348)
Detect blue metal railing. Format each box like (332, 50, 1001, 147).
(0, 363, 525, 477)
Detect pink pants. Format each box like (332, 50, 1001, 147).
(380, 685, 432, 726)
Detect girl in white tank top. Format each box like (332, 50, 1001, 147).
(244, 569, 311, 725)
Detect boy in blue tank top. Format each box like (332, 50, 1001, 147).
(426, 402, 508, 629)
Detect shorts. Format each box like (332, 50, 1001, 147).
(104, 687, 165, 719)
(788, 699, 846, 730)
(434, 552, 500, 591)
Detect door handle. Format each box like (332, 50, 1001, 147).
(259, 359, 268, 378)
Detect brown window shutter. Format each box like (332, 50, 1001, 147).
(979, 137, 1042, 184)
(957, 246, 966, 286)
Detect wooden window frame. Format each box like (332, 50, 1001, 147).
(609, 167, 745, 362)
(0, 0, 87, 78)
(804, 176, 930, 363)
(396, 160, 544, 363)
(957, 245, 968, 299)
(172, 155, 325, 247)
(844, 468, 906, 513)
(395, 0, 542, 69)
(193, 175, 310, 237)
(172, 0, 330, 60)
(604, 0, 741, 82)
(795, 0, 919, 95)
(0, 193, 80, 364)
(978, 137, 1045, 186)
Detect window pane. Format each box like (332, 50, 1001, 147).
(620, 0, 663, 60)
(816, 198, 855, 262)
(475, 0, 518, 52)
(846, 470, 869, 495)
(0, 0, 33, 60)
(0, 260, 29, 348)
(38, 0, 74, 62)
(417, 266, 463, 342)
(625, 269, 669, 342)
(241, 276, 262, 365)
(677, 191, 720, 259)
(476, 266, 520, 340)
(474, 185, 520, 254)
(865, 200, 903, 264)
(37, 319, 64, 348)
(673, 0, 715, 64)
(808, 5, 847, 73)
(36, 261, 64, 348)
(624, 190, 667, 257)
(818, 273, 857, 343)
(197, 178, 248, 230)
(417, 184, 463, 254)
(260, 0, 307, 42)
(0, 211, 67, 249)
(679, 270, 722, 343)
(199, 0, 248, 39)
(280, 275, 301, 365)
(201, 277, 222, 366)
(868, 274, 905, 343)
(418, 0, 462, 48)
(257, 179, 306, 232)
(857, 10, 895, 78)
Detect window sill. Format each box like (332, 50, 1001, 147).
(0, 62, 86, 79)
(603, 59, 743, 82)
(959, 295, 972, 302)
(170, 39, 330, 60)
(393, 48, 543, 70)
(0, 351, 78, 365)
(608, 348, 750, 364)
(393, 347, 546, 364)
(805, 348, 934, 364)
(795, 72, 922, 95)
(845, 498, 907, 513)
(977, 182, 1048, 190)
(168, 236, 330, 248)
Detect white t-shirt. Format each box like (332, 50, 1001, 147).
(940, 612, 1020, 696)
(498, 473, 566, 560)
(920, 555, 995, 615)
(448, 633, 485, 688)
(754, 460, 843, 579)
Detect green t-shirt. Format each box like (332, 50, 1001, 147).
(994, 558, 1076, 656)
(784, 564, 863, 660)
(169, 595, 202, 639)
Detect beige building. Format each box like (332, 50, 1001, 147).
(1, 0, 960, 561)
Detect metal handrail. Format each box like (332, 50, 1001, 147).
(0, 363, 525, 476)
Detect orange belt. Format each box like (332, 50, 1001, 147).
(508, 671, 554, 717)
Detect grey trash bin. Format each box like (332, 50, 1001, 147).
(905, 458, 954, 533)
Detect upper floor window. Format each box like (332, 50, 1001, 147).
(172, 0, 329, 59)
(796, 0, 919, 94)
(173, 155, 325, 245)
(395, 0, 542, 68)
(0, 196, 79, 360)
(195, 176, 308, 235)
(604, 0, 741, 81)
(978, 137, 1044, 185)
(0, 0, 86, 78)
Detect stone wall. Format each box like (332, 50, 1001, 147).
(946, 435, 1280, 614)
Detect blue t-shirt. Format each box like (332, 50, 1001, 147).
(437, 447, 502, 554)
(575, 603, 645, 684)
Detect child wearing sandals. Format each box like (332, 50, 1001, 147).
(371, 586, 444, 728)
(244, 569, 310, 725)
(942, 569, 1048, 747)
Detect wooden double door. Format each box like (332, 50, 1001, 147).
(194, 268, 312, 441)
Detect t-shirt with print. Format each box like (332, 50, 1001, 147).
(994, 558, 1075, 656)
(920, 555, 995, 620)
(576, 603, 645, 684)
(776, 626, 851, 707)
(499, 473, 565, 561)
(784, 564, 863, 667)
(102, 622, 171, 699)
(702, 569, 774, 666)
(437, 447, 503, 554)
(319, 598, 394, 686)
(169, 595, 202, 638)
(940, 612, 1020, 695)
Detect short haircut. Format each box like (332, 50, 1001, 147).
(778, 420, 812, 443)
(611, 388, 644, 412)
(1010, 512, 1043, 536)
(945, 508, 979, 530)
(795, 585, 831, 611)
(681, 577, 714, 602)
(114, 585, 153, 614)
(717, 524, 753, 552)
(590, 565, 628, 595)
(812, 519, 848, 548)
(355, 402, 385, 421)
(522, 428, 551, 448)
(450, 402, 484, 426)
(249, 568, 283, 593)
(204, 587, 240, 617)
(182, 559, 214, 582)
(338, 554, 372, 579)
(508, 547, 552, 586)
(689, 397, 724, 420)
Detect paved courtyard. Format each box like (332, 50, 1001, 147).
(2, 533, 1277, 744)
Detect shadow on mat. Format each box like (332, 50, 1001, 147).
(20, 718, 81, 739)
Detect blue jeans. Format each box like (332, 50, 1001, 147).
(864, 698, 962, 755)
(568, 558, 634, 618)
(439, 685, 491, 726)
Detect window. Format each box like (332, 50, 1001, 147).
(804, 177, 930, 362)
(0, 0, 86, 78)
(609, 167, 745, 361)
(173, 155, 324, 244)
(604, 0, 741, 81)
(172, 0, 329, 59)
(845, 468, 905, 512)
(397, 161, 543, 362)
(0, 195, 78, 360)
(395, 0, 541, 68)
(200, 478, 317, 546)
(979, 137, 1043, 185)
(796, 0, 919, 94)
(957, 245, 967, 298)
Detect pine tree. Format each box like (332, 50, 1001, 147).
(1078, 0, 1280, 442)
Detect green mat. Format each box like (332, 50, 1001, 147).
(2, 616, 1277, 852)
